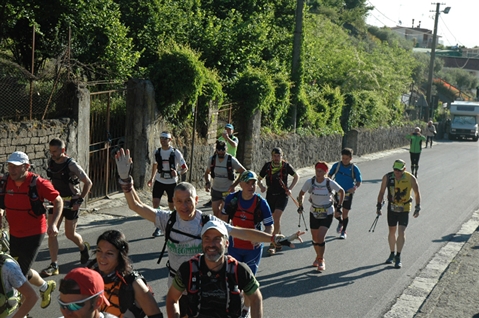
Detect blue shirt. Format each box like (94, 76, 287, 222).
(329, 162, 362, 191)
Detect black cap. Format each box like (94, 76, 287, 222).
(271, 147, 283, 155)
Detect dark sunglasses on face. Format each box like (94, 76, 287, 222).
(216, 148, 226, 151)
(58, 293, 100, 311)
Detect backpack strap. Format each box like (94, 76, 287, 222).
(157, 211, 177, 265)
(210, 155, 217, 179)
(226, 155, 234, 180)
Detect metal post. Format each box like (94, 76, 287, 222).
(188, 101, 198, 183)
(425, 3, 441, 122)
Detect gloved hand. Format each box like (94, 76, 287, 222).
(297, 206, 304, 214)
(376, 202, 382, 216)
(274, 231, 305, 248)
(414, 204, 420, 217)
(115, 148, 132, 180)
(336, 204, 342, 215)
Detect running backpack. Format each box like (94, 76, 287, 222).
(155, 148, 176, 174)
(46, 157, 79, 185)
(210, 154, 234, 180)
(224, 191, 263, 225)
(0, 253, 21, 318)
(309, 177, 333, 195)
(0, 173, 46, 216)
(156, 211, 212, 265)
(185, 254, 242, 318)
(329, 162, 355, 181)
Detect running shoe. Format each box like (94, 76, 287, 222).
(152, 228, 163, 237)
(317, 258, 326, 271)
(385, 253, 395, 264)
(80, 242, 90, 264)
(267, 243, 276, 255)
(240, 309, 250, 318)
(336, 222, 343, 234)
(313, 258, 320, 267)
(274, 242, 283, 251)
(40, 263, 59, 277)
(339, 231, 347, 239)
(40, 280, 56, 308)
(394, 255, 402, 268)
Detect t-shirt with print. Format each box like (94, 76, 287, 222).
(218, 135, 239, 157)
(301, 177, 342, 215)
(208, 155, 243, 192)
(154, 210, 232, 277)
(154, 147, 187, 185)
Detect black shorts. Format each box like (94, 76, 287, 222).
(335, 193, 354, 210)
(309, 213, 333, 230)
(152, 181, 176, 202)
(48, 205, 79, 221)
(10, 233, 45, 275)
(211, 189, 229, 202)
(266, 192, 288, 212)
(387, 210, 409, 227)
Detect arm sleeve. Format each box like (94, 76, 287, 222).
(328, 163, 337, 177)
(286, 163, 296, 176)
(238, 262, 260, 296)
(171, 262, 188, 292)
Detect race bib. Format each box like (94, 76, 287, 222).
(222, 191, 230, 198)
(161, 171, 172, 179)
(312, 211, 328, 219)
(313, 207, 326, 213)
(391, 204, 404, 212)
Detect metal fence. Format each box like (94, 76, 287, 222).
(0, 59, 72, 121)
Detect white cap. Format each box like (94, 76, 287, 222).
(201, 220, 228, 237)
(160, 132, 172, 139)
(7, 151, 29, 165)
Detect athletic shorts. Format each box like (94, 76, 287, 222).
(266, 192, 288, 212)
(309, 213, 333, 230)
(227, 245, 263, 275)
(334, 193, 354, 210)
(10, 233, 45, 275)
(211, 188, 229, 202)
(152, 181, 176, 202)
(387, 210, 409, 227)
(48, 206, 79, 221)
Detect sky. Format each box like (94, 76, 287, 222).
(366, 0, 478, 48)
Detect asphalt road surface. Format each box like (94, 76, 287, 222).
(29, 139, 479, 318)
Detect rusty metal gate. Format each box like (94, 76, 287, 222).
(88, 88, 126, 201)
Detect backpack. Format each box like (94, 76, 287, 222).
(0, 253, 22, 317)
(156, 211, 212, 265)
(330, 162, 355, 181)
(185, 254, 242, 318)
(309, 177, 333, 195)
(264, 161, 287, 186)
(210, 154, 234, 180)
(46, 157, 79, 185)
(0, 173, 47, 217)
(224, 191, 263, 225)
(155, 148, 176, 174)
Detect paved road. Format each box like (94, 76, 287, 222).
(29, 139, 479, 317)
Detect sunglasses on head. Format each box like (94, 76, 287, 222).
(58, 292, 101, 311)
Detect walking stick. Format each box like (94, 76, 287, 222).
(279, 178, 308, 231)
(369, 216, 379, 232)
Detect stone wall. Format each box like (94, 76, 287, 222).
(0, 119, 77, 177)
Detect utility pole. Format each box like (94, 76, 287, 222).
(291, 0, 304, 132)
(425, 3, 450, 121)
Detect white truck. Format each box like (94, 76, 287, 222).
(448, 101, 479, 141)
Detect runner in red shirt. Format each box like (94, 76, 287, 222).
(0, 151, 62, 309)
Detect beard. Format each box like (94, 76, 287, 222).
(217, 153, 225, 159)
(203, 245, 225, 263)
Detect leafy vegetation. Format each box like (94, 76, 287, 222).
(1, 0, 475, 133)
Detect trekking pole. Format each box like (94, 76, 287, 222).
(369, 216, 379, 232)
(301, 212, 308, 231)
(298, 213, 301, 228)
(278, 178, 300, 207)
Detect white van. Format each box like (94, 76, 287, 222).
(449, 101, 479, 141)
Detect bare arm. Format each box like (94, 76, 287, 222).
(47, 195, 63, 236)
(124, 187, 157, 223)
(204, 168, 211, 192)
(12, 281, 39, 318)
(411, 176, 421, 206)
(289, 173, 299, 191)
(245, 289, 263, 318)
(132, 279, 162, 316)
(376, 174, 388, 215)
(166, 286, 183, 318)
(148, 163, 158, 187)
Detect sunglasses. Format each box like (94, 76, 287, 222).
(58, 292, 101, 311)
(216, 148, 226, 151)
(393, 169, 402, 171)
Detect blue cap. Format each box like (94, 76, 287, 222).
(225, 123, 234, 130)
